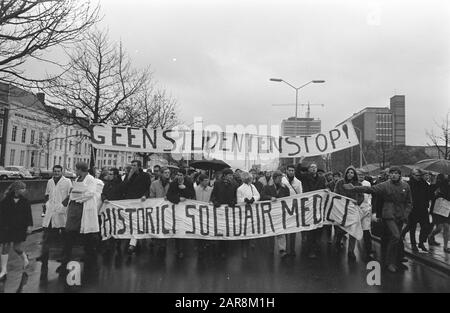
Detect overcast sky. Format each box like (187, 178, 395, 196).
(96, 0, 449, 146)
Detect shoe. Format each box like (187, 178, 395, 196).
(347, 251, 356, 262)
(279, 251, 288, 258)
(0, 273, 7, 282)
(127, 245, 136, 256)
(387, 264, 397, 273)
(401, 258, 408, 263)
(418, 243, 428, 252)
(428, 238, 440, 246)
(411, 244, 419, 252)
(308, 251, 317, 259)
(41, 213, 45, 217)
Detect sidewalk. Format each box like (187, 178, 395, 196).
(373, 227, 450, 275)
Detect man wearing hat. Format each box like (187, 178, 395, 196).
(343, 166, 412, 273)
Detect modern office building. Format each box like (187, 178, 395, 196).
(281, 117, 321, 136)
(338, 95, 406, 147)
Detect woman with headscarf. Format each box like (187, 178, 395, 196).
(0, 181, 33, 281)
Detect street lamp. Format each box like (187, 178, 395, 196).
(270, 78, 325, 165)
(354, 126, 363, 169)
(269, 78, 325, 118)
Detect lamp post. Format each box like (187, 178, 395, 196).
(354, 126, 363, 169)
(270, 78, 325, 164)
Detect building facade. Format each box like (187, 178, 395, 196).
(338, 95, 406, 147)
(281, 117, 321, 136)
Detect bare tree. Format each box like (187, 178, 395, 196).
(41, 29, 151, 168)
(427, 113, 450, 160)
(111, 86, 179, 167)
(0, 0, 99, 84)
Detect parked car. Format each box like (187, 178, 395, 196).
(0, 166, 22, 180)
(4, 166, 34, 179)
(38, 169, 53, 179)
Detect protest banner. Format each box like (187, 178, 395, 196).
(433, 198, 450, 217)
(99, 190, 363, 241)
(90, 122, 359, 159)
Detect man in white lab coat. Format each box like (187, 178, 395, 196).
(37, 165, 72, 279)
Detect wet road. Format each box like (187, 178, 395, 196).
(1, 232, 449, 293)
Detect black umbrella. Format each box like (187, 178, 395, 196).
(189, 159, 231, 171)
(414, 159, 450, 175)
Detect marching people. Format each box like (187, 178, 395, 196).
(400, 169, 433, 252)
(0, 181, 33, 282)
(167, 168, 196, 258)
(298, 163, 327, 259)
(149, 167, 171, 256)
(428, 173, 450, 253)
(344, 167, 412, 273)
(58, 162, 101, 275)
(194, 174, 214, 256)
(357, 170, 376, 261)
(333, 166, 364, 261)
(260, 170, 290, 256)
(100, 168, 124, 259)
(280, 165, 303, 258)
(236, 171, 261, 259)
(210, 168, 237, 258)
(122, 160, 151, 255)
(250, 169, 264, 194)
(37, 165, 72, 279)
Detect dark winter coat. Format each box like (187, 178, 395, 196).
(260, 184, 290, 201)
(299, 172, 327, 192)
(210, 179, 238, 207)
(102, 178, 124, 201)
(166, 180, 196, 204)
(0, 194, 33, 243)
(408, 177, 433, 217)
(122, 170, 151, 199)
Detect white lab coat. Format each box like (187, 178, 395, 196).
(237, 183, 260, 204)
(43, 176, 72, 228)
(69, 174, 101, 234)
(281, 176, 303, 196)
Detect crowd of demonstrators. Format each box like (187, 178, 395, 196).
(1, 157, 449, 284)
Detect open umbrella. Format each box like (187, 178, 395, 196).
(190, 159, 230, 171)
(414, 159, 450, 175)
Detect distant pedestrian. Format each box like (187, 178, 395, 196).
(0, 181, 33, 282)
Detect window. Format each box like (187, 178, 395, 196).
(0, 107, 5, 115)
(69, 141, 72, 151)
(30, 130, 35, 144)
(60, 138, 63, 150)
(68, 158, 71, 167)
(58, 156, 62, 165)
(108, 160, 111, 165)
(0, 119, 3, 138)
(19, 151, 25, 166)
(11, 126, 17, 141)
(39, 132, 43, 145)
(10, 149, 15, 165)
(53, 156, 57, 167)
(21, 128, 27, 143)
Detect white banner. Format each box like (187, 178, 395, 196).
(99, 190, 363, 240)
(433, 198, 450, 217)
(91, 123, 359, 159)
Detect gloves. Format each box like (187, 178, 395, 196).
(244, 197, 255, 204)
